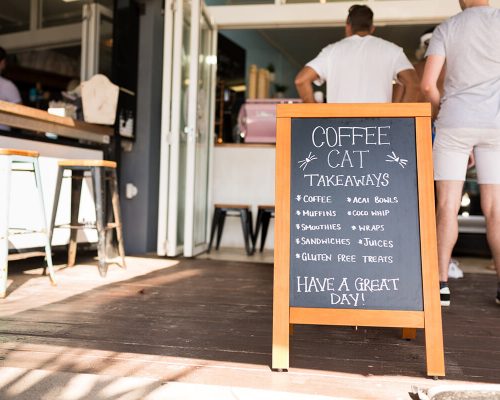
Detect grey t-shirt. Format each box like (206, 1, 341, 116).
(426, 6, 500, 129)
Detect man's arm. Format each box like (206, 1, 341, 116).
(295, 66, 319, 103)
(392, 81, 405, 103)
(421, 54, 446, 118)
(396, 69, 420, 102)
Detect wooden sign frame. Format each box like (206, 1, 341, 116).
(272, 103, 445, 377)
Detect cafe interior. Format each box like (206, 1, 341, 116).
(0, 0, 491, 282)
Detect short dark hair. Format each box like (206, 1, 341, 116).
(347, 5, 374, 33)
(0, 47, 6, 62)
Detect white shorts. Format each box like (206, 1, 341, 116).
(433, 127, 500, 184)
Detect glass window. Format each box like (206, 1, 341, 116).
(42, 0, 112, 28)
(98, 14, 113, 77)
(0, 0, 30, 34)
(98, 0, 114, 9)
(42, 0, 83, 27)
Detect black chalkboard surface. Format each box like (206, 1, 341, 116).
(272, 103, 444, 377)
(290, 117, 423, 311)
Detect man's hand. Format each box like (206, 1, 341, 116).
(467, 152, 475, 169)
(295, 67, 319, 103)
(396, 69, 420, 102)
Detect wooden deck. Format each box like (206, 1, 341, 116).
(0, 254, 499, 399)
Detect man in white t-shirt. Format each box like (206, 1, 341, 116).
(421, 0, 500, 307)
(0, 47, 22, 131)
(295, 5, 419, 103)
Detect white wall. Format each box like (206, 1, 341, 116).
(220, 30, 300, 98)
(212, 145, 275, 249)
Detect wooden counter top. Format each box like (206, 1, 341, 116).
(0, 100, 113, 144)
(215, 142, 275, 148)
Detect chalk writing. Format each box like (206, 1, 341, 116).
(295, 275, 400, 308)
(290, 118, 423, 310)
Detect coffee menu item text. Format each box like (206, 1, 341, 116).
(290, 118, 423, 311)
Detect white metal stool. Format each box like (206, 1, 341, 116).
(0, 149, 56, 298)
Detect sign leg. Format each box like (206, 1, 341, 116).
(402, 328, 417, 340)
(424, 317, 445, 376)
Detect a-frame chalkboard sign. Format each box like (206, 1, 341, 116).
(272, 103, 445, 377)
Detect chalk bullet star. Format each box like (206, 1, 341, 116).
(296, 224, 301, 230)
(358, 239, 363, 244)
(347, 211, 352, 216)
(352, 225, 357, 231)
(347, 197, 352, 203)
(296, 238, 300, 244)
(296, 210, 301, 216)
(296, 253, 301, 259)
(296, 195, 302, 202)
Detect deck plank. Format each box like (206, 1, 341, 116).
(0, 256, 499, 399)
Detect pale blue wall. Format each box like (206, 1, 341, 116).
(220, 30, 299, 98)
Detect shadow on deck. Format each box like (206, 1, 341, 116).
(0, 255, 499, 399)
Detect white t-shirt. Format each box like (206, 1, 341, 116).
(0, 75, 22, 131)
(426, 6, 500, 129)
(306, 35, 413, 103)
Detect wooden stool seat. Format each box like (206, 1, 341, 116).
(213, 204, 251, 210)
(0, 148, 39, 157)
(253, 205, 275, 253)
(58, 159, 117, 169)
(1, 150, 56, 298)
(50, 160, 125, 277)
(208, 204, 254, 256)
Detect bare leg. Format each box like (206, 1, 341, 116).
(435, 181, 464, 282)
(479, 184, 500, 281)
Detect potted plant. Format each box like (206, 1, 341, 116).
(274, 83, 287, 98)
(267, 64, 276, 82)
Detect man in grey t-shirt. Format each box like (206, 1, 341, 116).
(421, 0, 500, 306)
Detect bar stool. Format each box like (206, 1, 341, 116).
(0, 149, 56, 298)
(253, 205, 275, 253)
(49, 159, 126, 277)
(208, 204, 254, 256)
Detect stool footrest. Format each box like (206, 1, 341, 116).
(7, 228, 46, 236)
(56, 223, 91, 230)
(55, 223, 121, 230)
(11, 168, 35, 172)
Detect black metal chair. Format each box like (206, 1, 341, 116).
(253, 205, 275, 253)
(208, 204, 254, 256)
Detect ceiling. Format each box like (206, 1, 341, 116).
(2, 1, 436, 71)
(0, 0, 113, 34)
(254, 23, 436, 69)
